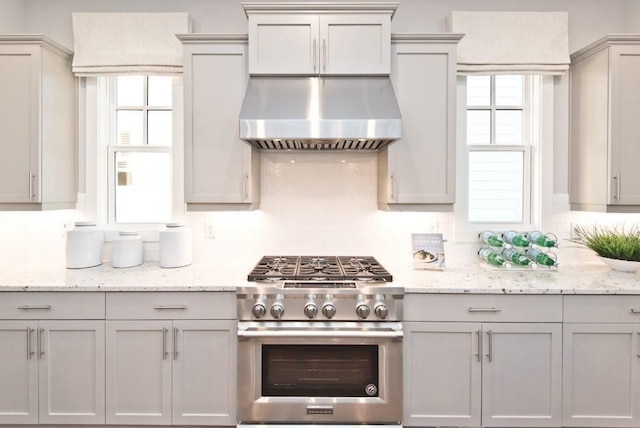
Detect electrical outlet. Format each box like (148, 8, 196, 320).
(204, 221, 215, 239)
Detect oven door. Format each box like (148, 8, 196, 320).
(237, 321, 403, 425)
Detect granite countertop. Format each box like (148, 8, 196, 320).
(1, 253, 640, 294)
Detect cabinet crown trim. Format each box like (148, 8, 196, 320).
(177, 33, 248, 44)
(0, 34, 73, 59)
(392, 33, 465, 43)
(242, 2, 398, 17)
(571, 34, 640, 63)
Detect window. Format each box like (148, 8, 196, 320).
(108, 75, 174, 224)
(466, 75, 532, 224)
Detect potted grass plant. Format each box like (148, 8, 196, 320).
(573, 224, 640, 272)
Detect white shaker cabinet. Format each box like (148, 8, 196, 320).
(570, 35, 640, 212)
(0, 35, 76, 210)
(0, 293, 105, 425)
(243, 3, 396, 75)
(179, 34, 260, 210)
(378, 34, 462, 209)
(403, 294, 563, 427)
(563, 296, 640, 427)
(105, 292, 237, 426)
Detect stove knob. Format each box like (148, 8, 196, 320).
(304, 303, 318, 319)
(251, 303, 266, 319)
(374, 303, 389, 320)
(322, 303, 337, 319)
(356, 304, 371, 319)
(270, 303, 285, 319)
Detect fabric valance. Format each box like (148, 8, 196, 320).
(72, 12, 190, 76)
(446, 11, 570, 75)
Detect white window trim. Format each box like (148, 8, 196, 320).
(76, 76, 185, 243)
(454, 75, 554, 242)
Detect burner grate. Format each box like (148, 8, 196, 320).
(247, 256, 392, 282)
(248, 256, 299, 281)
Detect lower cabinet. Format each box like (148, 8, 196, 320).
(563, 296, 640, 427)
(403, 294, 563, 427)
(105, 292, 237, 426)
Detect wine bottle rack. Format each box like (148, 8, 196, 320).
(478, 230, 558, 270)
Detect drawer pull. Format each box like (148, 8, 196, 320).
(631, 309, 640, 314)
(37, 328, 44, 359)
(475, 329, 481, 361)
(174, 327, 179, 359)
(27, 327, 34, 359)
(17, 305, 51, 310)
(162, 327, 168, 359)
(468, 307, 502, 313)
(486, 329, 493, 362)
(153, 305, 187, 310)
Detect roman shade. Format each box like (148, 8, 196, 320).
(71, 12, 190, 76)
(446, 11, 570, 75)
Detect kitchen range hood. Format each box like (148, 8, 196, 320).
(239, 76, 402, 151)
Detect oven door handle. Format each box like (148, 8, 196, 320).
(237, 328, 403, 339)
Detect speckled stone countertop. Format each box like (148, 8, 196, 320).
(1, 254, 640, 294)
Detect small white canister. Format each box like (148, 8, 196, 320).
(112, 231, 143, 268)
(65, 222, 104, 269)
(159, 223, 192, 268)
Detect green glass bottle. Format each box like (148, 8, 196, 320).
(479, 231, 512, 249)
(478, 247, 512, 268)
(525, 248, 558, 267)
(502, 248, 537, 267)
(503, 230, 531, 248)
(525, 231, 558, 248)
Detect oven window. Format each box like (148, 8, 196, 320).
(262, 345, 379, 397)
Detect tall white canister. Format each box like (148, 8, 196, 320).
(65, 222, 104, 269)
(112, 231, 143, 268)
(159, 223, 192, 268)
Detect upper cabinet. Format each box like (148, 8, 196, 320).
(179, 34, 260, 210)
(243, 2, 397, 75)
(570, 35, 640, 212)
(378, 34, 462, 210)
(0, 35, 76, 210)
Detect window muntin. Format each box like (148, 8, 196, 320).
(109, 75, 173, 224)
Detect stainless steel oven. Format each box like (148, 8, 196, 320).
(236, 256, 404, 427)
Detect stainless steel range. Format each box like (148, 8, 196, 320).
(236, 256, 404, 428)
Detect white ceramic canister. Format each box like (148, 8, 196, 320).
(112, 231, 143, 268)
(159, 223, 193, 268)
(65, 222, 104, 269)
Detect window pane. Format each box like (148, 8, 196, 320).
(114, 152, 171, 223)
(148, 111, 172, 146)
(468, 150, 524, 222)
(148, 76, 173, 106)
(116, 110, 144, 145)
(467, 76, 491, 106)
(467, 110, 491, 145)
(495, 110, 523, 145)
(116, 76, 144, 106)
(495, 75, 523, 106)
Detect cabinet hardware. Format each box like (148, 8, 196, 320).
(475, 329, 481, 361)
(630, 308, 640, 314)
(322, 39, 327, 72)
(486, 330, 493, 362)
(153, 305, 187, 310)
(613, 174, 621, 201)
(37, 327, 44, 359)
(390, 173, 396, 201)
(162, 327, 168, 359)
(468, 307, 502, 313)
(174, 327, 179, 359)
(28, 172, 36, 199)
(313, 39, 317, 72)
(17, 305, 51, 310)
(244, 173, 250, 200)
(26, 327, 34, 359)
(637, 332, 640, 358)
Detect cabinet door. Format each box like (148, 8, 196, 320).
(248, 15, 319, 75)
(563, 323, 640, 427)
(38, 320, 105, 424)
(381, 40, 457, 207)
(319, 14, 390, 75)
(183, 41, 259, 206)
(172, 320, 237, 425)
(482, 323, 562, 427)
(0, 321, 38, 424)
(403, 322, 481, 427)
(106, 320, 172, 425)
(610, 45, 640, 205)
(0, 44, 40, 204)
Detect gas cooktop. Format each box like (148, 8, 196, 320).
(247, 255, 393, 282)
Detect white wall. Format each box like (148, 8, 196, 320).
(624, 0, 640, 31)
(0, 0, 27, 32)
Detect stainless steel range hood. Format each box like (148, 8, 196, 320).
(239, 76, 402, 151)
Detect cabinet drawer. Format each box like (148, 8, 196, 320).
(404, 294, 562, 322)
(106, 292, 235, 319)
(0, 292, 105, 319)
(564, 295, 640, 323)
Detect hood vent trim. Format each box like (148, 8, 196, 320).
(239, 76, 402, 151)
